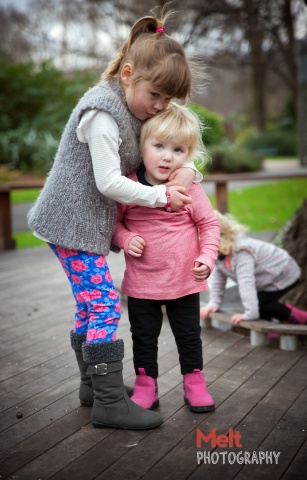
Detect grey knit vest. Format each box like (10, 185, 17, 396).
(27, 79, 142, 255)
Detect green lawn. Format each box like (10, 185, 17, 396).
(209, 178, 307, 231)
(11, 188, 41, 204)
(12, 178, 307, 248)
(13, 231, 46, 249)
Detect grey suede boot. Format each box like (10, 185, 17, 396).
(83, 340, 163, 430)
(70, 331, 94, 406)
(70, 331, 133, 407)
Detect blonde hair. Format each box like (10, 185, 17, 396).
(101, 6, 192, 100)
(215, 210, 248, 255)
(139, 102, 206, 164)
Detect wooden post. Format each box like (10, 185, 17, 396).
(215, 181, 228, 213)
(0, 189, 16, 251)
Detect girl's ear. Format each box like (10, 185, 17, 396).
(120, 63, 134, 85)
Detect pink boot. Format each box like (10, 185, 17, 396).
(131, 368, 159, 409)
(183, 369, 215, 413)
(267, 332, 279, 340)
(286, 303, 307, 325)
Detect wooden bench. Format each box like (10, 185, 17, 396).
(203, 311, 307, 351)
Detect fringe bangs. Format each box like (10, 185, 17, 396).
(129, 35, 191, 100)
(149, 54, 191, 99)
(140, 103, 205, 164)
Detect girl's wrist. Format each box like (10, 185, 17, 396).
(165, 186, 172, 212)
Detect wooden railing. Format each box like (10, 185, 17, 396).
(203, 169, 307, 214)
(1, 169, 307, 251)
(0, 182, 44, 251)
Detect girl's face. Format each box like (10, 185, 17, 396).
(121, 66, 171, 120)
(126, 81, 171, 120)
(141, 136, 189, 185)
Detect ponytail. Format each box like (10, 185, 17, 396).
(102, 15, 159, 80)
(101, 7, 192, 100)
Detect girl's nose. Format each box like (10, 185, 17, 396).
(163, 150, 172, 161)
(154, 100, 167, 112)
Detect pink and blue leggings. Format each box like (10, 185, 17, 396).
(49, 244, 121, 344)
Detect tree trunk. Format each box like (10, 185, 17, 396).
(250, 47, 267, 132)
(278, 199, 307, 309)
(243, 0, 267, 131)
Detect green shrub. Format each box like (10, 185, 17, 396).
(204, 143, 262, 174)
(0, 61, 98, 172)
(243, 130, 297, 156)
(0, 126, 57, 173)
(188, 103, 226, 146)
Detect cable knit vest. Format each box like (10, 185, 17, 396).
(27, 79, 142, 255)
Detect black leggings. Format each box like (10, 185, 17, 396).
(127, 293, 203, 378)
(258, 280, 299, 321)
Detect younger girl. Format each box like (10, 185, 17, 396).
(28, 8, 200, 430)
(200, 211, 307, 325)
(112, 102, 220, 413)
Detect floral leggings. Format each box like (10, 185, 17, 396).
(49, 244, 121, 344)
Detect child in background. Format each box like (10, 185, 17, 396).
(200, 211, 307, 325)
(28, 7, 202, 431)
(113, 102, 220, 413)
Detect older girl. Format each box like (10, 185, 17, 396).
(28, 7, 201, 430)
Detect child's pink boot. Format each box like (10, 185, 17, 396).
(286, 303, 307, 325)
(267, 332, 279, 340)
(131, 368, 159, 409)
(183, 369, 215, 413)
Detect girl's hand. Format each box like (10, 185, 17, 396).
(200, 305, 217, 319)
(192, 262, 210, 282)
(166, 167, 195, 190)
(168, 185, 192, 211)
(127, 236, 146, 257)
(231, 313, 245, 324)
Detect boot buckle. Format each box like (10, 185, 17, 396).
(95, 363, 108, 375)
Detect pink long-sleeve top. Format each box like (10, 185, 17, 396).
(112, 172, 220, 300)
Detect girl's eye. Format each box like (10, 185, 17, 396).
(175, 147, 183, 153)
(155, 143, 163, 149)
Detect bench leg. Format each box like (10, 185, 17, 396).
(201, 318, 212, 329)
(211, 318, 233, 331)
(250, 331, 269, 347)
(279, 335, 298, 351)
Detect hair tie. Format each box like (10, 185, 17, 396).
(156, 26, 166, 33)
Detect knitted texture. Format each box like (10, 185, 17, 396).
(82, 339, 124, 364)
(27, 79, 142, 255)
(70, 331, 87, 351)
